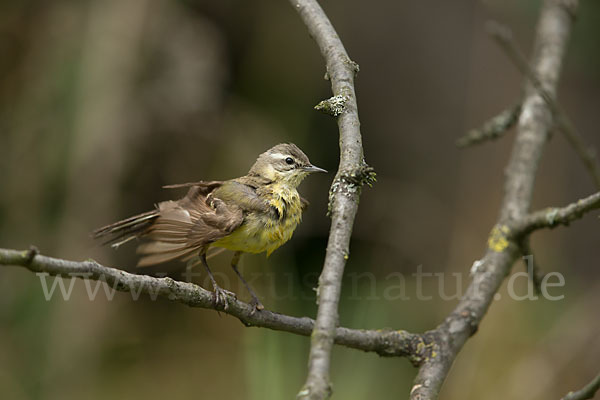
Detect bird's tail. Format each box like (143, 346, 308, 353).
(92, 210, 159, 249)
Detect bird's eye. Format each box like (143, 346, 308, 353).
(285, 157, 294, 165)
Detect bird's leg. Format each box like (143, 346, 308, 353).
(230, 251, 264, 311)
(200, 253, 236, 310)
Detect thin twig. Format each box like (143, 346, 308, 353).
(487, 20, 600, 190)
(289, 1, 371, 399)
(0, 247, 424, 359)
(518, 239, 544, 294)
(511, 191, 600, 235)
(561, 372, 600, 400)
(457, 102, 522, 147)
(410, 2, 580, 399)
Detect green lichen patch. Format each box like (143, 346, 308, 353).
(488, 224, 510, 252)
(408, 335, 438, 367)
(342, 162, 376, 187)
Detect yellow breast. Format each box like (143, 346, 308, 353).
(211, 185, 303, 256)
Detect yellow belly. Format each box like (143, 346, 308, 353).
(211, 190, 303, 256)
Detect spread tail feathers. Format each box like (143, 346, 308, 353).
(92, 210, 159, 249)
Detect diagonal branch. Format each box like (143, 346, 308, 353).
(288, 1, 372, 399)
(410, 1, 579, 399)
(561, 372, 600, 400)
(487, 20, 600, 190)
(0, 247, 425, 359)
(456, 102, 522, 147)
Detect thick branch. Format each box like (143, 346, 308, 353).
(289, 1, 370, 399)
(410, 1, 579, 399)
(561, 372, 600, 400)
(0, 247, 424, 359)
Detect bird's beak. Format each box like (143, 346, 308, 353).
(303, 164, 328, 173)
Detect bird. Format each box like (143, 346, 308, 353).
(92, 143, 326, 310)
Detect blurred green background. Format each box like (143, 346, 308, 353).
(1, 0, 599, 399)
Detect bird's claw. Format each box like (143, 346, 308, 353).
(212, 286, 236, 311)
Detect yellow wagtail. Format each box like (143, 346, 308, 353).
(93, 143, 326, 310)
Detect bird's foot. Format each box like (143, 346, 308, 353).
(212, 286, 236, 311)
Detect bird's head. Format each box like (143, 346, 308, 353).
(248, 143, 327, 188)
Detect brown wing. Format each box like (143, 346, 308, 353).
(92, 181, 224, 249)
(212, 180, 276, 216)
(162, 180, 223, 190)
(136, 184, 244, 266)
(92, 209, 159, 247)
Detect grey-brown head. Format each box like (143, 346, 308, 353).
(248, 143, 326, 187)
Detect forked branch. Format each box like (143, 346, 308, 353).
(410, 1, 580, 399)
(0, 247, 424, 359)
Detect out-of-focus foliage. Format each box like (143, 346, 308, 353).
(1, 0, 599, 399)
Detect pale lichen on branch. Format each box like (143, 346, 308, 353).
(314, 94, 349, 117)
(327, 161, 376, 216)
(289, 0, 370, 398)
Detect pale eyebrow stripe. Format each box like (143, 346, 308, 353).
(270, 153, 291, 160)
